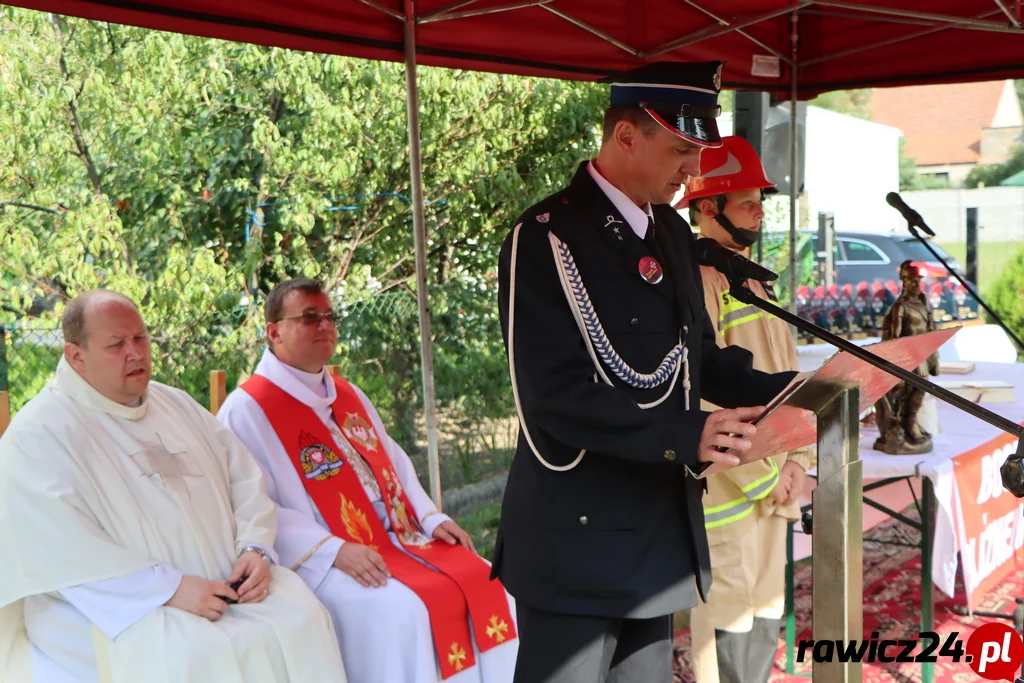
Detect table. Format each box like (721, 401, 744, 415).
(783, 360, 1024, 682)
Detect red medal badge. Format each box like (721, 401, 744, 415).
(638, 256, 664, 284)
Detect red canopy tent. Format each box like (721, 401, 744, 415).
(5, 0, 1024, 506)
(4, 1, 1024, 96)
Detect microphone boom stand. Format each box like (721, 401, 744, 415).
(725, 271, 1024, 683)
(905, 224, 1024, 353)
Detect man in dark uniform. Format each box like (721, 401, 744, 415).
(493, 61, 799, 683)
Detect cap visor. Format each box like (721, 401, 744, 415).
(678, 115, 722, 147)
(646, 110, 722, 147)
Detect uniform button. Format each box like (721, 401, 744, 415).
(664, 449, 677, 461)
(579, 515, 588, 525)
(683, 325, 689, 334)
(630, 317, 639, 326)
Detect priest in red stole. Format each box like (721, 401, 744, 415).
(217, 278, 518, 683)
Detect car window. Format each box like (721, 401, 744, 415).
(838, 238, 888, 263)
(899, 239, 952, 262)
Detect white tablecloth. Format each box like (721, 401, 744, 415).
(802, 359, 1024, 598)
(795, 324, 1018, 373)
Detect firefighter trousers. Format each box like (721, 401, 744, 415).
(689, 512, 789, 683)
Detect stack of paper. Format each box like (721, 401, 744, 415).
(933, 379, 1014, 404)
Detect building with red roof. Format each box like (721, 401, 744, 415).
(870, 80, 1023, 188)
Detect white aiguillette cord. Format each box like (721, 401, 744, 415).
(506, 222, 690, 472)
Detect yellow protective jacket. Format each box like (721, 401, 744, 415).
(699, 247, 816, 546)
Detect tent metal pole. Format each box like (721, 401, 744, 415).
(423, 0, 553, 24)
(678, 0, 795, 65)
(800, 8, 1003, 68)
(788, 11, 799, 316)
(358, 0, 404, 21)
(648, 4, 809, 57)
(993, 0, 1022, 27)
(404, 0, 444, 510)
(541, 5, 639, 55)
(810, 1, 1021, 34)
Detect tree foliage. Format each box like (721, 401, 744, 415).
(986, 246, 1024, 345)
(963, 145, 1024, 189)
(898, 138, 950, 191)
(0, 8, 606, 477)
(809, 88, 873, 120)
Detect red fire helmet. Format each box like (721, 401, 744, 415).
(683, 135, 776, 203)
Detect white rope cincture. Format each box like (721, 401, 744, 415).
(508, 222, 585, 471)
(549, 232, 690, 404)
(507, 222, 691, 472)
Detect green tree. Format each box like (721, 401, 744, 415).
(0, 8, 606, 478)
(963, 145, 1024, 188)
(898, 139, 949, 191)
(986, 247, 1024, 345)
(809, 88, 873, 119)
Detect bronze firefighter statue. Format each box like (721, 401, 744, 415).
(873, 260, 940, 455)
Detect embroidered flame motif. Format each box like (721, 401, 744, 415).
(339, 494, 373, 545)
(486, 615, 509, 643)
(382, 468, 423, 544)
(448, 642, 467, 671)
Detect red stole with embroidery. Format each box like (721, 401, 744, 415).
(241, 373, 516, 679)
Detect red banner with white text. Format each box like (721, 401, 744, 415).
(953, 426, 1024, 610)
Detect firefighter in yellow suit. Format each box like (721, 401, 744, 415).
(682, 136, 816, 683)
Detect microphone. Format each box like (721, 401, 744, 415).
(696, 237, 779, 283)
(886, 192, 935, 236)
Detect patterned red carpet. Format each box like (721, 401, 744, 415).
(672, 510, 1024, 682)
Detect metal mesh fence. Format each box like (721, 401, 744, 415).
(0, 289, 515, 494)
(0, 293, 412, 411)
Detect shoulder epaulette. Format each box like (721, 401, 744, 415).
(513, 187, 573, 231)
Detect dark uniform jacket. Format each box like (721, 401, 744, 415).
(492, 161, 796, 619)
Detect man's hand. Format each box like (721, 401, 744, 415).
(229, 551, 272, 604)
(432, 520, 476, 554)
(334, 543, 391, 588)
(697, 406, 764, 467)
(767, 473, 790, 506)
(165, 576, 237, 621)
(780, 460, 808, 504)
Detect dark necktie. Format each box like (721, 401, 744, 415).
(644, 213, 685, 325)
(645, 214, 664, 262)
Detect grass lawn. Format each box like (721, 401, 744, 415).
(937, 241, 1024, 294)
(454, 500, 503, 562)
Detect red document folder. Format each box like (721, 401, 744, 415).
(697, 326, 959, 477)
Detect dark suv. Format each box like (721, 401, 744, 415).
(767, 230, 981, 339)
(807, 230, 967, 287)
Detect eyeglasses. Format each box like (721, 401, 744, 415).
(273, 311, 338, 326)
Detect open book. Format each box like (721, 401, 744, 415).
(694, 326, 960, 478)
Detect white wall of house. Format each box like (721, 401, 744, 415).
(918, 163, 974, 188)
(994, 80, 1024, 128)
(803, 106, 903, 234)
(718, 106, 903, 234)
(900, 186, 1024, 243)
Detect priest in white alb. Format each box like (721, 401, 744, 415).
(216, 278, 518, 683)
(0, 290, 348, 683)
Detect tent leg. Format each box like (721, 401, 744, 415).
(788, 11, 799, 317)
(404, 0, 443, 510)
